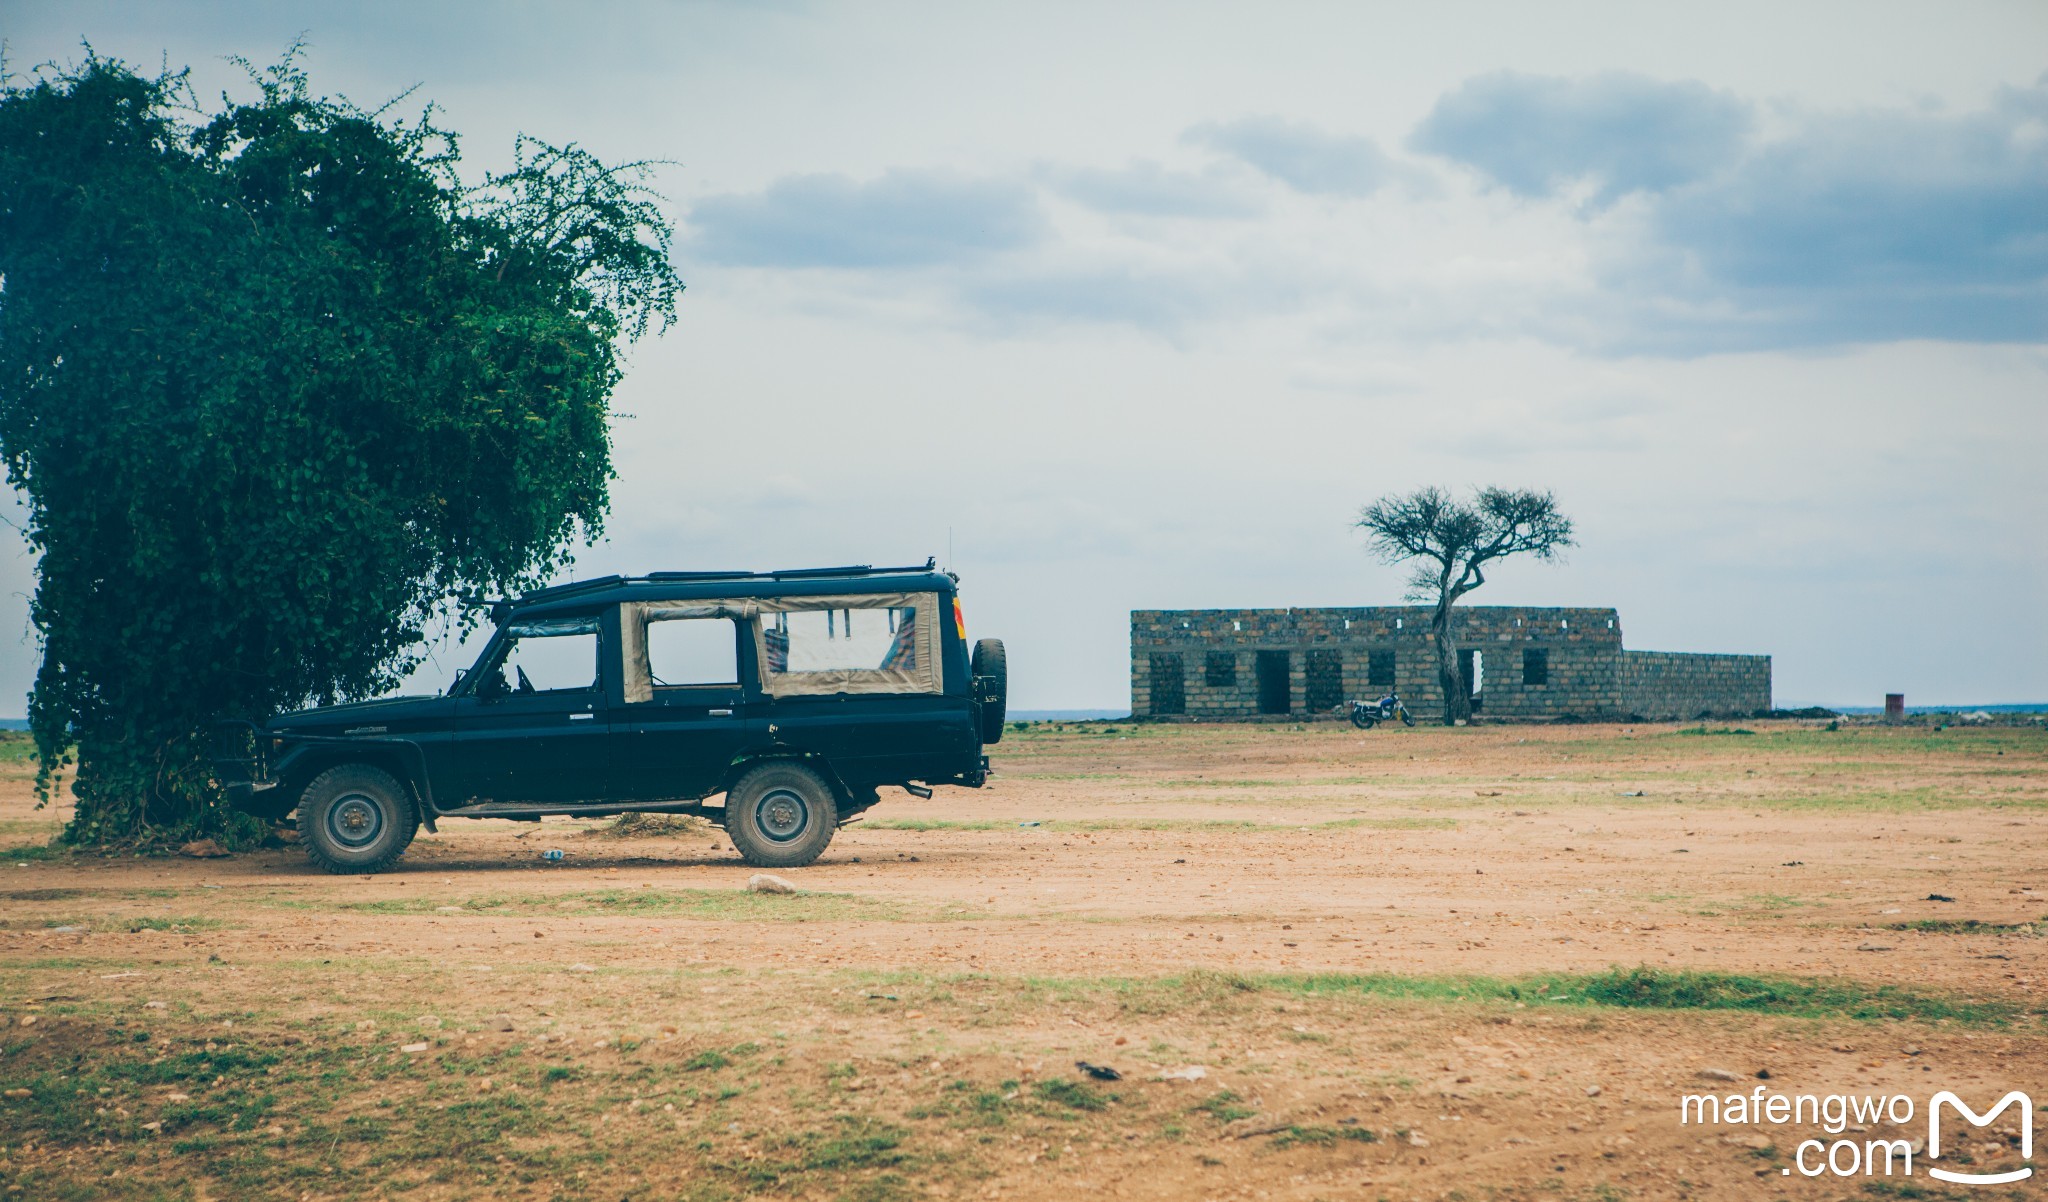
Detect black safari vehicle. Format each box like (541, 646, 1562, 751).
(220, 562, 1006, 873)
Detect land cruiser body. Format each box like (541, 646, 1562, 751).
(219, 562, 1007, 873)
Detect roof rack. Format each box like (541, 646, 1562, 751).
(768, 561, 937, 580)
(644, 569, 757, 582)
(513, 574, 624, 604)
(509, 558, 938, 606)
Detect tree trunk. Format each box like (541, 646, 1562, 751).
(1431, 601, 1471, 726)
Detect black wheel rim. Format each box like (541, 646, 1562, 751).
(327, 793, 385, 849)
(757, 788, 811, 844)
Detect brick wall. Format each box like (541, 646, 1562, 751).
(1618, 651, 1772, 720)
(1131, 605, 1770, 722)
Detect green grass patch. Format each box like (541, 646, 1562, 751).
(1887, 918, 2043, 935)
(862, 818, 1009, 831)
(1194, 1089, 1256, 1123)
(1740, 893, 1819, 911)
(0, 731, 40, 763)
(1268, 967, 2032, 1024)
(1270, 1123, 1378, 1149)
(1031, 1078, 1109, 1112)
(969, 966, 2032, 1027)
(0, 914, 227, 933)
(315, 887, 913, 923)
(861, 816, 1455, 833)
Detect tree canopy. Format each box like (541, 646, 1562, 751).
(1356, 487, 1574, 724)
(0, 52, 682, 843)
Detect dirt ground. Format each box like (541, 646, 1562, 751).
(2, 719, 2043, 1200)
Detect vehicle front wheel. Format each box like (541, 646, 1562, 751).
(725, 762, 839, 869)
(300, 764, 419, 875)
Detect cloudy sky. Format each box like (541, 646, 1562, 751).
(2, 0, 2044, 709)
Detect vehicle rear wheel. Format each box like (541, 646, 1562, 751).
(971, 637, 1007, 743)
(1350, 708, 1377, 730)
(725, 762, 839, 869)
(300, 764, 418, 875)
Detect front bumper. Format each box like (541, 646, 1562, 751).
(224, 778, 281, 812)
(213, 720, 277, 814)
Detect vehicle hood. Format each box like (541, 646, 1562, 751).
(268, 694, 453, 734)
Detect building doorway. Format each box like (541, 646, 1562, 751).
(1148, 653, 1185, 716)
(1255, 651, 1291, 715)
(1304, 650, 1344, 714)
(1457, 648, 1484, 712)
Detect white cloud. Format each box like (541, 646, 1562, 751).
(686, 169, 1046, 269)
(1041, 159, 1264, 219)
(1185, 116, 1401, 196)
(1409, 71, 1754, 203)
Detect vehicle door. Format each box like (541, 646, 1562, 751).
(609, 612, 757, 802)
(459, 616, 610, 803)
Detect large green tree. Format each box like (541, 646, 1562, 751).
(0, 53, 681, 844)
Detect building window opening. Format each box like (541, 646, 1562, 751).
(1523, 648, 1549, 686)
(1305, 650, 1343, 714)
(1149, 653, 1186, 716)
(1255, 651, 1291, 715)
(1204, 651, 1236, 689)
(1367, 649, 1396, 689)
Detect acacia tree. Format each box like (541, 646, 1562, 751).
(1355, 487, 1575, 725)
(0, 52, 682, 844)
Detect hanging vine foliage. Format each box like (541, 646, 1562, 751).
(0, 50, 682, 844)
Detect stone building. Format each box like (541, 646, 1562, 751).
(1130, 606, 1769, 721)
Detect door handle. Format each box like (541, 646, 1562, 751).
(709, 709, 734, 716)
(569, 713, 596, 721)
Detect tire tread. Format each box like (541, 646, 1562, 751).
(725, 761, 837, 869)
(300, 763, 419, 875)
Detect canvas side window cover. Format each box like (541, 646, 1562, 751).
(751, 592, 940, 697)
(616, 592, 941, 703)
(618, 600, 759, 704)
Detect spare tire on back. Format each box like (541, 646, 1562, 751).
(971, 637, 1007, 744)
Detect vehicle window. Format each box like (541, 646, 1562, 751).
(495, 627, 599, 694)
(647, 618, 739, 687)
(765, 606, 917, 674)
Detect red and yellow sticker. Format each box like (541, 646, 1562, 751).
(952, 596, 966, 640)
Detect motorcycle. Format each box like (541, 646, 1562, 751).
(1349, 692, 1415, 729)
